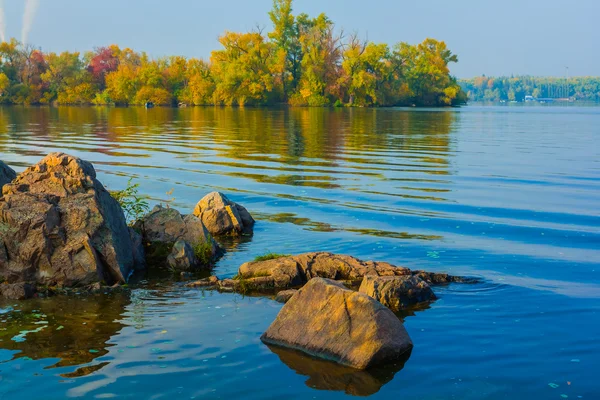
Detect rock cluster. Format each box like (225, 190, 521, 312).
(261, 278, 413, 370)
(193, 192, 254, 236)
(235, 252, 467, 291)
(0, 153, 257, 299)
(0, 161, 16, 189)
(133, 205, 219, 271)
(0, 153, 144, 292)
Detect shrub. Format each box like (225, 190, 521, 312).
(110, 178, 150, 224)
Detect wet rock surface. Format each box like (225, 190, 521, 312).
(0, 153, 143, 291)
(193, 192, 254, 236)
(261, 278, 414, 370)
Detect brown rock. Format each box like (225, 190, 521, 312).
(0, 153, 142, 290)
(0, 282, 36, 300)
(185, 275, 219, 288)
(359, 275, 436, 311)
(0, 161, 16, 189)
(261, 278, 413, 370)
(193, 192, 254, 236)
(274, 289, 298, 303)
(238, 257, 304, 289)
(238, 252, 411, 290)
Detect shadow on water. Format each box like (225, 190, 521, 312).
(266, 344, 412, 397)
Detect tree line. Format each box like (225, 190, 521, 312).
(0, 0, 466, 108)
(460, 76, 600, 102)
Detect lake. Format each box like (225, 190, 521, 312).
(0, 105, 599, 399)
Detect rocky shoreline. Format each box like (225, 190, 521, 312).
(0, 153, 478, 370)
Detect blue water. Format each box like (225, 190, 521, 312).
(0, 105, 598, 399)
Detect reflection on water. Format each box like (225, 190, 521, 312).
(0, 106, 599, 399)
(267, 345, 411, 397)
(0, 293, 128, 371)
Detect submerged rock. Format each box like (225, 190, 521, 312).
(261, 278, 413, 370)
(0, 153, 143, 291)
(0, 161, 16, 189)
(359, 275, 436, 311)
(193, 192, 254, 236)
(274, 289, 298, 303)
(134, 205, 219, 269)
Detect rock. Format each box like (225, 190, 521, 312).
(166, 239, 198, 271)
(238, 257, 305, 290)
(0, 153, 143, 290)
(193, 192, 254, 236)
(275, 289, 298, 303)
(412, 270, 475, 284)
(238, 252, 411, 290)
(261, 278, 413, 370)
(134, 205, 219, 269)
(238, 252, 472, 292)
(185, 275, 219, 288)
(0, 161, 16, 189)
(359, 275, 436, 311)
(0, 282, 36, 300)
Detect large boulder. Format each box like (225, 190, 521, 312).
(359, 275, 436, 311)
(134, 205, 219, 269)
(261, 278, 413, 370)
(0, 161, 16, 189)
(193, 192, 254, 236)
(0, 153, 143, 289)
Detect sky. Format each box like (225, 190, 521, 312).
(1, 0, 598, 78)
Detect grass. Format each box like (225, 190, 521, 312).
(253, 252, 290, 262)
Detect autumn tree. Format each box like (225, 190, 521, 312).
(290, 13, 343, 106)
(210, 31, 276, 106)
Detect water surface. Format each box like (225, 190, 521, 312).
(0, 105, 599, 399)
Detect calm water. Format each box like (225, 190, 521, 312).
(0, 106, 599, 400)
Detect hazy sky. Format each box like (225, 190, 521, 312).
(2, 0, 598, 78)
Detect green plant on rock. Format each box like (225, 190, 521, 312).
(193, 241, 214, 266)
(110, 178, 150, 224)
(253, 252, 290, 262)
